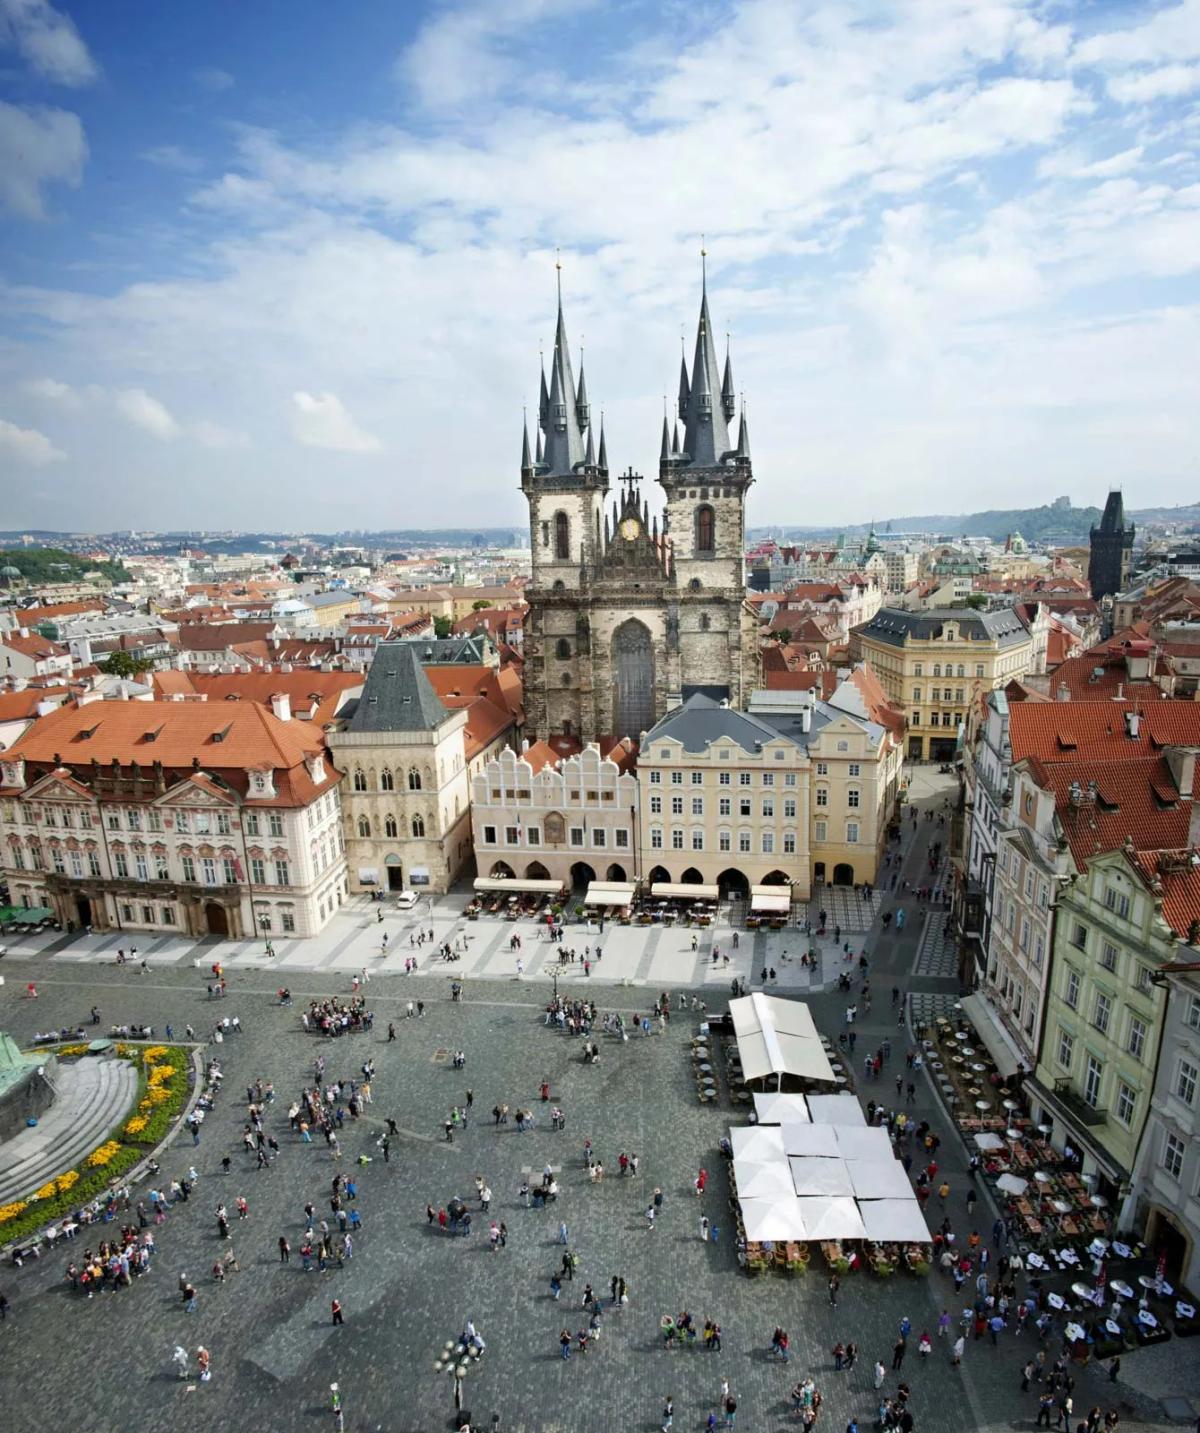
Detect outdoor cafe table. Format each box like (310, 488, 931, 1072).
(1177, 1301, 1196, 1321)
(1112, 1241, 1132, 1259)
(1027, 1252, 1047, 1271)
(1140, 1275, 1174, 1296)
(1071, 1283, 1094, 1301)
(1050, 1199, 1072, 1214)
(1110, 1281, 1134, 1300)
(1059, 1248, 1080, 1266)
(1104, 1320, 1122, 1338)
(1138, 1311, 1159, 1330)
(1047, 1292, 1065, 1310)
(1003, 1099, 1019, 1111)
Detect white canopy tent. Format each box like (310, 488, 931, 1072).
(750, 885, 792, 914)
(858, 1199, 933, 1244)
(734, 1158, 798, 1199)
(996, 1172, 1030, 1197)
(649, 883, 719, 901)
(729, 993, 836, 1087)
(846, 1160, 917, 1200)
(796, 1196, 868, 1241)
(583, 882, 637, 907)
(739, 1197, 810, 1242)
(753, 1092, 811, 1124)
(777, 1124, 840, 1158)
(789, 1157, 855, 1197)
(473, 877, 565, 895)
(832, 1126, 894, 1160)
(807, 1093, 866, 1125)
(973, 1132, 1006, 1153)
(730, 1126, 786, 1161)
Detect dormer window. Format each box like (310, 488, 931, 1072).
(553, 402, 567, 432)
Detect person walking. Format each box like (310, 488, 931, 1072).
(828, 1274, 840, 1306)
(700, 1215, 710, 1242)
(874, 1359, 886, 1389)
(662, 1395, 675, 1431)
(279, 1235, 290, 1263)
(951, 1334, 965, 1367)
(892, 1337, 907, 1371)
(172, 1345, 189, 1380)
(331, 1298, 344, 1326)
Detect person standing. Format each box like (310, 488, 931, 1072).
(700, 1216, 710, 1242)
(172, 1345, 189, 1380)
(828, 1274, 840, 1306)
(951, 1335, 965, 1367)
(279, 1235, 290, 1263)
(331, 1298, 344, 1326)
(874, 1360, 886, 1389)
(892, 1337, 907, 1371)
(662, 1395, 674, 1431)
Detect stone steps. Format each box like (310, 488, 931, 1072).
(0, 1057, 139, 1207)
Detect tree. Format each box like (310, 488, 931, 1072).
(963, 594, 989, 611)
(433, 615, 453, 639)
(773, 628, 792, 645)
(98, 650, 154, 678)
(471, 599, 493, 611)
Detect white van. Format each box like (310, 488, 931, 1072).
(395, 890, 420, 910)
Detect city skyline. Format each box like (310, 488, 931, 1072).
(1, 0, 1198, 529)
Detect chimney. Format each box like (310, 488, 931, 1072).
(270, 691, 292, 722)
(800, 706, 812, 733)
(1056, 682, 1070, 702)
(1124, 710, 1140, 739)
(1165, 744, 1197, 799)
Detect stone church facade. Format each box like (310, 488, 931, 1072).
(521, 268, 758, 744)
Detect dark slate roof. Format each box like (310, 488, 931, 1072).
(677, 279, 732, 468)
(682, 683, 731, 704)
(857, 606, 1031, 650)
(400, 635, 490, 665)
(643, 694, 789, 754)
(348, 642, 448, 733)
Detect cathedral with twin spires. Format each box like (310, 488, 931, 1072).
(520, 263, 759, 744)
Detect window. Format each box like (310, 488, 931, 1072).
(671, 795, 684, 815)
(649, 771, 662, 785)
(691, 797, 703, 816)
(914, 663, 923, 677)
(848, 762, 860, 777)
(1093, 991, 1111, 1034)
(380, 768, 394, 791)
(615, 829, 629, 848)
(1056, 1028, 1074, 1070)
(250, 857, 265, 884)
(650, 826, 663, 849)
(784, 773, 796, 787)
(671, 828, 684, 849)
(671, 771, 683, 786)
(182, 855, 195, 883)
(554, 511, 570, 560)
(738, 830, 752, 853)
(933, 664, 941, 678)
(718, 829, 731, 851)
(695, 504, 715, 553)
(1163, 1132, 1185, 1180)
(847, 788, 860, 808)
(1064, 969, 1080, 1008)
(411, 814, 426, 838)
(482, 825, 496, 845)
(555, 637, 571, 660)
(407, 767, 422, 791)
(975, 664, 984, 678)
(357, 815, 371, 838)
(739, 772, 751, 786)
(1115, 1081, 1136, 1127)
(504, 826, 520, 845)
(691, 829, 703, 851)
(281, 911, 295, 934)
(1104, 886, 1131, 919)
(201, 856, 217, 886)
(815, 762, 828, 776)
(1135, 965, 1152, 995)
(384, 815, 398, 838)
(592, 829, 607, 848)
(739, 797, 751, 817)
(762, 798, 774, 818)
(814, 820, 827, 843)
(650, 795, 662, 815)
(718, 772, 730, 786)
(1070, 923, 1087, 951)
(913, 687, 922, 702)
(783, 798, 796, 818)
(268, 813, 284, 838)
(244, 813, 259, 836)
(816, 786, 829, 808)
(569, 827, 584, 847)
(353, 768, 367, 792)
(1128, 1015, 1147, 1061)
(162, 906, 176, 926)
(106, 811, 121, 831)
(223, 857, 237, 884)
(761, 772, 774, 787)
(1100, 941, 1118, 972)
(274, 860, 290, 885)
(51, 847, 65, 874)
(846, 822, 859, 844)
(783, 831, 796, 854)
(114, 851, 128, 878)
(134, 853, 149, 881)
(691, 771, 703, 785)
(1188, 996, 1200, 1032)
(127, 809, 141, 832)
(1083, 1055, 1102, 1109)
(527, 826, 540, 846)
(1177, 1058, 1198, 1106)
(759, 831, 773, 854)
(69, 850, 83, 878)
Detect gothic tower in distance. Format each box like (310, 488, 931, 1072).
(522, 262, 757, 745)
(1089, 490, 1134, 600)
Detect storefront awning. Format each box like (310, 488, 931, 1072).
(750, 887, 792, 913)
(960, 992, 1024, 1081)
(473, 877, 565, 895)
(584, 882, 637, 907)
(650, 883, 719, 900)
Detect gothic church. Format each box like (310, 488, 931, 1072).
(521, 267, 759, 743)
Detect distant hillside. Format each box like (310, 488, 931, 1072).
(0, 547, 129, 584)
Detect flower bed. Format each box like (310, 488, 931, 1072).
(0, 1041, 192, 1246)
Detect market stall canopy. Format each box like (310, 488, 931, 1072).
(846, 1160, 915, 1200)
(734, 1159, 797, 1199)
(858, 1199, 933, 1244)
(750, 885, 792, 914)
(832, 1126, 894, 1161)
(807, 1093, 866, 1125)
(473, 877, 565, 895)
(959, 993, 1023, 1080)
(739, 1197, 810, 1242)
(649, 883, 719, 900)
(796, 1196, 868, 1241)
(789, 1157, 855, 1197)
(583, 882, 637, 907)
(753, 1092, 811, 1124)
(730, 1125, 786, 1161)
(729, 993, 835, 1085)
(778, 1124, 840, 1157)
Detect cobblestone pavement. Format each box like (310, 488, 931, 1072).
(0, 771, 1186, 1431)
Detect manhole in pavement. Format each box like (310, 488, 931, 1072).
(431, 1048, 449, 1064)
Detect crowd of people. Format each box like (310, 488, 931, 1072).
(301, 996, 375, 1037)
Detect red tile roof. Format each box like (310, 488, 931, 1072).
(1010, 700, 1200, 764)
(2, 632, 68, 660)
(1131, 849, 1200, 941)
(1036, 755, 1196, 866)
(0, 686, 70, 721)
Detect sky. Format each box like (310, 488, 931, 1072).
(0, 0, 1198, 534)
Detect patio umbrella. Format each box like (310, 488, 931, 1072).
(996, 1172, 1029, 1196)
(739, 1197, 809, 1242)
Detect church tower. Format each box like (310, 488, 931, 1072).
(1089, 490, 1134, 600)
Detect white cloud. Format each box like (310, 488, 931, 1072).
(0, 0, 97, 86)
(24, 375, 80, 405)
(1039, 145, 1145, 180)
(0, 99, 85, 217)
(0, 415, 64, 464)
(192, 418, 249, 449)
(290, 391, 381, 453)
(193, 66, 234, 91)
(141, 144, 204, 173)
(1073, 0, 1200, 67)
(115, 387, 179, 439)
(1107, 63, 1200, 105)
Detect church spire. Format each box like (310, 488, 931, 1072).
(736, 403, 751, 461)
(660, 410, 671, 462)
(520, 414, 532, 474)
(675, 246, 731, 466)
(721, 334, 736, 423)
(597, 415, 608, 473)
(537, 258, 588, 477)
(576, 353, 590, 430)
(584, 422, 595, 469)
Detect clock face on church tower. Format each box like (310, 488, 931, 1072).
(619, 516, 641, 541)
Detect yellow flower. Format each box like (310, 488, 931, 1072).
(142, 1046, 170, 1061)
(34, 1181, 58, 1201)
(124, 1116, 149, 1135)
(86, 1140, 122, 1168)
(56, 1170, 80, 1193)
(0, 1201, 28, 1224)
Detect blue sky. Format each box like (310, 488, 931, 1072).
(1, 0, 1198, 532)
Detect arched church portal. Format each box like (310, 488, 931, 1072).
(612, 619, 654, 739)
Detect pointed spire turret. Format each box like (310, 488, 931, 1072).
(736, 404, 751, 461)
(597, 415, 608, 473)
(678, 349, 690, 416)
(671, 421, 681, 456)
(520, 416, 532, 474)
(538, 356, 549, 430)
(584, 423, 595, 469)
(721, 336, 736, 422)
(660, 412, 672, 462)
(576, 356, 590, 430)
(536, 257, 588, 477)
(535, 427, 544, 465)
(675, 247, 730, 466)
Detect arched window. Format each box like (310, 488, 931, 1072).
(555, 637, 571, 659)
(380, 767, 394, 791)
(561, 672, 572, 686)
(695, 504, 715, 554)
(356, 815, 371, 838)
(411, 814, 426, 838)
(699, 612, 711, 631)
(384, 814, 398, 838)
(554, 511, 570, 560)
(352, 768, 367, 792)
(407, 767, 422, 791)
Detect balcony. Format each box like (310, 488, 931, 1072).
(1053, 1077, 1107, 1128)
